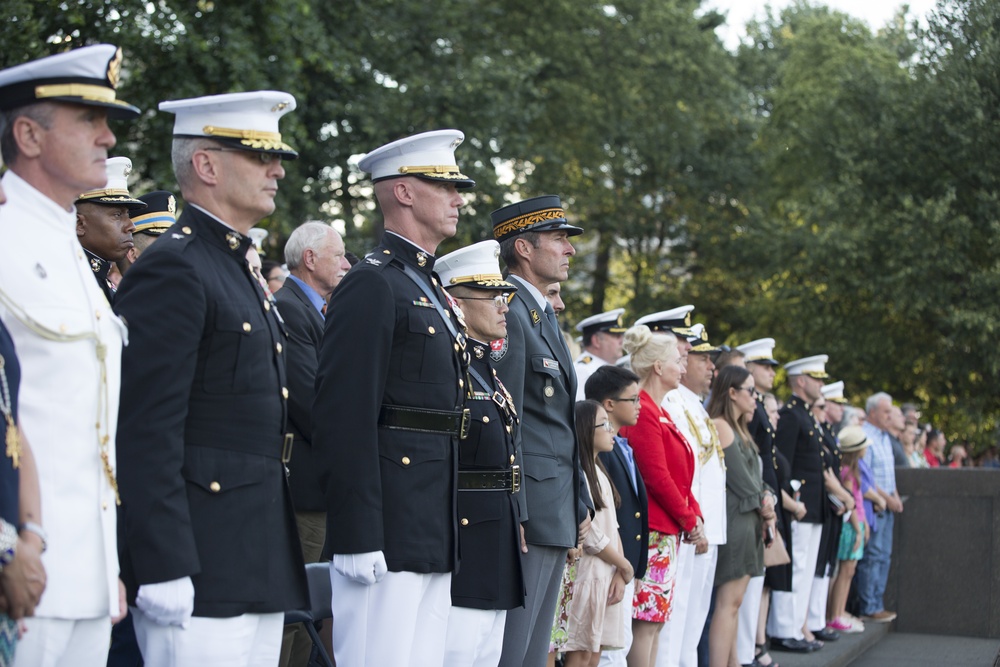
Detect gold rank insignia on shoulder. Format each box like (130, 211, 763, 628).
(225, 231, 241, 251)
(579, 355, 592, 364)
(411, 298, 435, 308)
(530, 309, 541, 325)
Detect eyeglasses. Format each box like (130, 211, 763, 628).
(736, 386, 755, 394)
(595, 421, 614, 433)
(610, 396, 641, 405)
(458, 293, 513, 309)
(202, 147, 281, 165)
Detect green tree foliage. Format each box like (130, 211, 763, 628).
(4, 0, 1000, 448)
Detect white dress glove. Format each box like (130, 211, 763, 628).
(135, 576, 195, 628)
(333, 551, 387, 585)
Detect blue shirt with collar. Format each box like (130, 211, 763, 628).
(615, 435, 639, 494)
(286, 274, 326, 318)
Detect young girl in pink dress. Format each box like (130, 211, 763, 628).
(828, 426, 870, 633)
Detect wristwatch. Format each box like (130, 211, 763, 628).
(19, 521, 47, 553)
(0, 520, 17, 570)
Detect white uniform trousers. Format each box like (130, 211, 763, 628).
(767, 521, 823, 640)
(657, 543, 717, 667)
(332, 569, 451, 667)
(131, 608, 282, 667)
(597, 579, 635, 667)
(736, 576, 765, 664)
(14, 617, 110, 667)
(443, 607, 507, 667)
(807, 575, 831, 632)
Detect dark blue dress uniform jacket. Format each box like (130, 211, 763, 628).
(274, 279, 326, 512)
(750, 396, 792, 591)
(451, 340, 525, 610)
(774, 395, 828, 525)
(313, 232, 465, 573)
(815, 423, 843, 577)
(0, 321, 19, 526)
(115, 206, 308, 617)
(598, 440, 649, 579)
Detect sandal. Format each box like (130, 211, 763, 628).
(755, 642, 780, 667)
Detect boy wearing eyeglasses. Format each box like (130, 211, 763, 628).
(585, 365, 648, 667)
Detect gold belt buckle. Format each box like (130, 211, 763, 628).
(281, 433, 294, 463)
(459, 409, 471, 439)
(510, 464, 521, 493)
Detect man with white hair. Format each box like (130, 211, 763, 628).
(855, 392, 902, 623)
(275, 221, 349, 667)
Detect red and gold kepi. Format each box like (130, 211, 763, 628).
(490, 195, 583, 243)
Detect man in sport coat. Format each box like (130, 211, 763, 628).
(491, 195, 594, 667)
(274, 221, 350, 666)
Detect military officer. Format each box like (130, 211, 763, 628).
(75, 156, 145, 302)
(117, 189, 177, 274)
(660, 323, 727, 667)
(574, 308, 627, 399)
(0, 44, 137, 666)
(115, 91, 308, 665)
(491, 195, 593, 667)
(106, 190, 176, 666)
(312, 130, 472, 667)
(806, 384, 853, 644)
(767, 355, 830, 653)
(633, 305, 697, 372)
(434, 240, 526, 667)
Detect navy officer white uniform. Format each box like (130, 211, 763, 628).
(75, 156, 145, 303)
(312, 130, 473, 667)
(660, 324, 727, 667)
(435, 240, 526, 667)
(0, 44, 137, 667)
(767, 355, 830, 653)
(574, 308, 627, 400)
(115, 91, 308, 666)
(491, 195, 594, 667)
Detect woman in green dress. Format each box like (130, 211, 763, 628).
(706, 366, 777, 667)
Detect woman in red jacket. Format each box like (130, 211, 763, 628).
(619, 325, 703, 667)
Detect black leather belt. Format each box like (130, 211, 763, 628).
(378, 404, 471, 439)
(458, 465, 520, 493)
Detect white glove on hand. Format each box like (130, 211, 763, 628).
(333, 551, 387, 585)
(136, 576, 195, 628)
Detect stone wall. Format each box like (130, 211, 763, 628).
(884, 468, 1000, 638)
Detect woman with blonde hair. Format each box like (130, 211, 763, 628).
(618, 325, 704, 667)
(706, 365, 775, 667)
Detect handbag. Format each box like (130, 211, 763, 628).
(764, 527, 791, 568)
